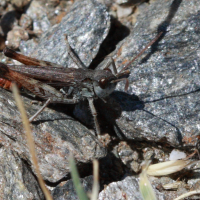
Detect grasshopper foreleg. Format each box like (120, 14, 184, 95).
(102, 57, 118, 75)
(88, 97, 101, 136)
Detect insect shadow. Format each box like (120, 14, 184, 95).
(102, 91, 183, 145)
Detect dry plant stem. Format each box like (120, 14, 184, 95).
(91, 159, 99, 200)
(12, 84, 53, 200)
(174, 190, 200, 200)
(185, 149, 198, 159)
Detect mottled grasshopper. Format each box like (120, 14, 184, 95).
(0, 33, 162, 136)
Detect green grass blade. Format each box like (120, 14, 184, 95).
(69, 155, 89, 200)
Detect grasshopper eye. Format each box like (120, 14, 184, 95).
(99, 78, 108, 89)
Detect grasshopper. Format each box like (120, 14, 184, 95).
(0, 33, 162, 136)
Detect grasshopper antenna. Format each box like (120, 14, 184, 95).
(114, 31, 163, 92)
(119, 31, 163, 73)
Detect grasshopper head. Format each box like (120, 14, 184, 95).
(92, 32, 164, 99)
(93, 69, 130, 98)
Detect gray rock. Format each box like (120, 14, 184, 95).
(101, 0, 200, 147)
(10, 0, 30, 9)
(6, 25, 29, 49)
(1, 0, 199, 198)
(0, 0, 110, 183)
(117, 141, 140, 173)
(19, 14, 33, 30)
(0, 0, 7, 7)
(0, 147, 44, 200)
(0, 89, 106, 182)
(21, 0, 110, 68)
(52, 175, 93, 200)
(26, 0, 51, 33)
(98, 176, 165, 200)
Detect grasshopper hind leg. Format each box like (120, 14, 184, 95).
(64, 34, 87, 69)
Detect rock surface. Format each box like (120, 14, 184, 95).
(0, 0, 109, 183)
(0, 89, 106, 182)
(0, 147, 44, 199)
(104, 0, 200, 147)
(21, 0, 110, 68)
(52, 175, 93, 200)
(98, 176, 165, 200)
(0, 0, 200, 199)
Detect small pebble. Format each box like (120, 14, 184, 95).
(169, 149, 186, 161)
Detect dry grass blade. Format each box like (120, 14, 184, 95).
(12, 83, 53, 200)
(147, 160, 197, 176)
(174, 190, 200, 200)
(91, 159, 99, 200)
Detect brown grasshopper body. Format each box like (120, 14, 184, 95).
(0, 61, 121, 102)
(0, 33, 162, 136)
(0, 38, 130, 136)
